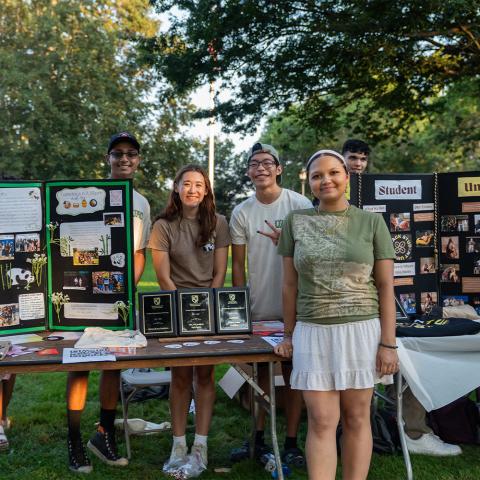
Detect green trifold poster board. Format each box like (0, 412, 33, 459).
(0, 180, 134, 335)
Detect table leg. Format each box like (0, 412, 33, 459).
(396, 373, 413, 480)
(250, 362, 259, 459)
(269, 362, 283, 480)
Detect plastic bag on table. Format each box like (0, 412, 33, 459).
(162, 450, 207, 479)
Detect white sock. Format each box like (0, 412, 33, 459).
(173, 435, 187, 447)
(194, 433, 208, 446)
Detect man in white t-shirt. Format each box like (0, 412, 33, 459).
(230, 142, 311, 466)
(66, 132, 151, 473)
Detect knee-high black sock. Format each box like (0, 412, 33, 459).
(99, 408, 116, 433)
(67, 409, 83, 440)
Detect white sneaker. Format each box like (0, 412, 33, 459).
(169, 443, 188, 467)
(405, 433, 462, 456)
(191, 442, 208, 466)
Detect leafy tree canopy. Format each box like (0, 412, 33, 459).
(151, 0, 480, 135)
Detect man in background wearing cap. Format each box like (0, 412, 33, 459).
(65, 132, 151, 473)
(229, 143, 311, 465)
(342, 139, 370, 174)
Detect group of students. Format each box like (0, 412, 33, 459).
(0, 134, 461, 479)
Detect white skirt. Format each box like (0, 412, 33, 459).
(290, 318, 393, 391)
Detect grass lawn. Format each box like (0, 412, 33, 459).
(1, 253, 480, 479)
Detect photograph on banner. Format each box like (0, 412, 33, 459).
(399, 293, 416, 314)
(441, 236, 460, 259)
(420, 257, 436, 274)
(392, 234, 412, 261)
(466, 237, 480, 254)
(15, 233, 40, 253)
(474, 260, 480, 275)
(390, 213, 410, 232)
(0, 303, 20, 327)
(442, 295, 468, 307)
(441, 215, 469, 232)
(0, 235, 15, 260)
(92, 271, 124, 294)
(415, 230, 434, 247)
(475, 215, 480, 234)
(63, 271, 90, 290)
(440, 264, 460, 283)
(421, 292, 437, 313)
(103, 212, 124, 227)
(73, 248, 99, 266)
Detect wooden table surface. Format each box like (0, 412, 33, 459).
(0, 333, 280, 373)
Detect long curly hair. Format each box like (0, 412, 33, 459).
(157, 164, 217, 247)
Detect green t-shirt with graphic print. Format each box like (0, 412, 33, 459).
(277, 205, 395, 325)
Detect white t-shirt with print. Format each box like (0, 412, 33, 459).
(133, 189, 151, 253)
(230, 188, 312, 321)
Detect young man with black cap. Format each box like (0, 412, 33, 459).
(229, 143, 311, 465)
(66, 132, 151, 473)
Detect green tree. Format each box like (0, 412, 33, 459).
(151, 0, 480, 136)
(0, 0, 157, 179)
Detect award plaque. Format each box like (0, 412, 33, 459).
(138, 291, 177, 338)
(177, 288, 215, 336)
(214, 287, 252, 334)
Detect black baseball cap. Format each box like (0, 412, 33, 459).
(107, 131, 140, 153)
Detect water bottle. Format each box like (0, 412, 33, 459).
(260, 453, 291, 478)
(272, 463, 291, 479)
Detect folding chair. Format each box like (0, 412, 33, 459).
(119, 368, 172, 459)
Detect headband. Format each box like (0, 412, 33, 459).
(306, 149, 346, 171)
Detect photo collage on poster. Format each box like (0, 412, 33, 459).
(0, 180, 134, 337)
(350, 173, 438, 315)
(0, 183, 46, 334)
(437, 173, 480, 314)
(46, 181, 134, 330)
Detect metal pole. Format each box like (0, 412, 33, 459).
(301, 181, 305, 197)
(208, 80, 215, 189)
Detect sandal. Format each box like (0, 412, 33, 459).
(0, 425, 9, 451)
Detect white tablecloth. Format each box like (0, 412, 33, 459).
(398, 334, 480, 411)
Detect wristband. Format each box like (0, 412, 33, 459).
(379, 342, 398, 350)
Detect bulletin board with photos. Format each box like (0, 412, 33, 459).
(436, 172, 480, 314)
(350, 173, 438, 315)
(0, 182, 46, 334)
(46, 180, 135, 330)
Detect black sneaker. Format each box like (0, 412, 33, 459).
(230, 440, 272, 463)
(68, 437, 92, 474)
(87, 427, 128, 467)
(282, 446, 306, 467)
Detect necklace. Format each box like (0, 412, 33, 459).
(315, 204, 350, 236)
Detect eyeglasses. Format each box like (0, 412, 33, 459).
(248, 160, 277, 169)
(109, 150, 139, 160)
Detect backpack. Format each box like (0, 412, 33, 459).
(429, 396, 480, 444)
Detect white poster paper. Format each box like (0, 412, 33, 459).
(59, 222, 111, 257)
(394, 262, 416, 277)
(56, 187, 106, 216)
(0, 187, 42, 233)
(363, 205, 387, 213)
(375, 180, 422, 200)
(413, 203, 434, 212)
(62, 348, 116, 364)
(18, 293, 45, 320)
(64, 302, 118, 320)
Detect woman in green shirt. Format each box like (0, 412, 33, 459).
(275, 150, 399, 480)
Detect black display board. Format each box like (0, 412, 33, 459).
(46, 180, 134, 330)
(351, 173, 438, 314)
(0, 182, 46, 334)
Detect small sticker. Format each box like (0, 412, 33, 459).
(362, 205, 386, 213)
(110, 253, 125, 268)
(392, 234, 412, 261)
(204, 340, 221, 345)
(413, 203, 434, 212)
(227, 339, 244, 344)
(110, 190, 123, 207)
(183, 342, 200, 347)
(164, 344, 182, 349)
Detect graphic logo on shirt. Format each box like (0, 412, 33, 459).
(192, 295, 199, 304)
(202, 242, 215, 252)
(274, 220, 283, 229)
(133, 209, 144, 220)
(392, 234, 412, 261)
